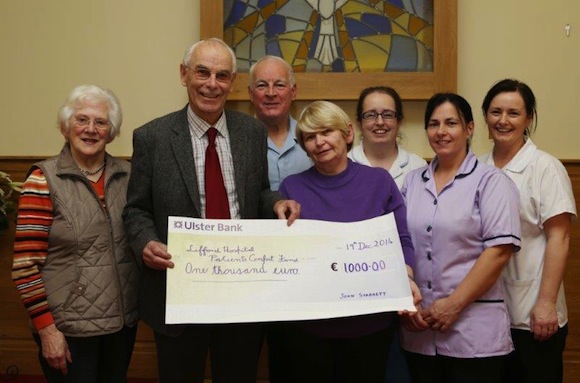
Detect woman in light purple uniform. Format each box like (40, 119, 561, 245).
(400, 93, 521, 383)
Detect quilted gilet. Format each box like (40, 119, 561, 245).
(35, 144, 139, 336)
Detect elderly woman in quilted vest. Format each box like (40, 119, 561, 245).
(11, 84, 139, 383)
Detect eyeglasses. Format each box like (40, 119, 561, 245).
(187, 66, 233, 83)
(73, 115, 111, 130)
(361, 110, 398, 121)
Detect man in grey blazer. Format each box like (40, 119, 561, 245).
(123, 38, 300, 383)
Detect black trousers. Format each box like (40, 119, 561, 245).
(154, 323, 263, 383)
(503, 325, 568, 383)
(33, 325, 137, 383)
(269, 324, 395, 383)
(405, 351, 508, 383)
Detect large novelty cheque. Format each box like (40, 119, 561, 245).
(166, 213, 415, 324)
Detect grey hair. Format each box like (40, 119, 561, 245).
(182, 38, 237, 73)
(58, 84, 122, 140)
(248, 55, 295, 87)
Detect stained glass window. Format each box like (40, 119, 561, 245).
(223, 0, 434, 73)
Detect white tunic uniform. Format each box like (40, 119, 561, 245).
(480, 139, 577, 330)
(348, 144, 426, 189)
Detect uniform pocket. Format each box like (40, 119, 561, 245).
(503, 277, 540, 328)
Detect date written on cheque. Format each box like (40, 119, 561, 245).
(344, 238, 393, 251)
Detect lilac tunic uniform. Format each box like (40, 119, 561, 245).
(400, 151, 521, 358)
(279, 160, 415, 338)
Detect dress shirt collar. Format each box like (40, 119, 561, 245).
(187, 105, 228, 139)
(288, 116, 298, 142)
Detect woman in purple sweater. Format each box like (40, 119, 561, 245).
(276, 100, 419, 383)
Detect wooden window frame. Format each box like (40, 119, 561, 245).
(200, 0, 457, 100)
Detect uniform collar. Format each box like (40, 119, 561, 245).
(422, 150, 478, 182)
(390, 147, 410, 179)
(348, 143, 409, 175)
(500, 138, 537, 174)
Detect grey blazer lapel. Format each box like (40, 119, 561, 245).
(169, 108, 202, 214)
(227, 112, 248, 212)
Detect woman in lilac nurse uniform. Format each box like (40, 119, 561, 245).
(400, 93, 521, 383)
(481, 79, 576, 383)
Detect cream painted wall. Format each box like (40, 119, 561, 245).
(1, 1, 578, 159)
(0, 0, 198, 157)
(459, 0, 579, 159)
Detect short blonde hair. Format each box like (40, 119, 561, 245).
(296, 101, 353, 151)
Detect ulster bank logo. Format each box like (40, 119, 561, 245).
(173, 220, 184, 229)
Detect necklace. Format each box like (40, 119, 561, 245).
(79, 162, 106, 176)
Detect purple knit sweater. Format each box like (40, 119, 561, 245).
(279, 160, 415, 338)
